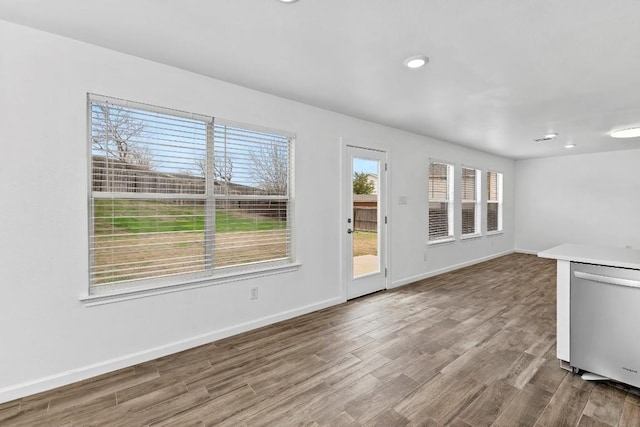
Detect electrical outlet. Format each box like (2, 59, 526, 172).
(250, 286, 258, 300)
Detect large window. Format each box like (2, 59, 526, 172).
(461, 167, 480, 237)
(487, 170, 503, 233)
(89, 95, 293, 295)
(428, 161, 454, 242)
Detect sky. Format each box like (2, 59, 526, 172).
(353, 158, 378, 175)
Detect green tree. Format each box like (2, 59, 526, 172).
(353, 172, 375, 194)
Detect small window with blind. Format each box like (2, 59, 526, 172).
(88, 94, 294, 296)
(487, 170, 503, 233)
(461, 167, 481, 238)
(428, 161, 454, 242)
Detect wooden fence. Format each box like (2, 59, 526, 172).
(92, 156, 286, 218)
(354, 207, 377, 232)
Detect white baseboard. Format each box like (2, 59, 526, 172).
(515, 248, 540, 255)
(389, 249, 515, 289)
(0, 296, 343, 404)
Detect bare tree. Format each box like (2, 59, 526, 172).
(250, 144, 288, 194)
(91, 105, 151, 168)
(195, 156, 233, 182)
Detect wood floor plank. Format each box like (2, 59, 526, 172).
(528, 357, 568, 394)
(151, 383, 256, 426)
(582, 383, 626, 426)
(393, 372, 485, 424)
(535, 374, 593, 426)
(344, 374, 419, 424)
(124, 385, 211, 426)
(458, 379, 517, 426)
(362, 407, 410, 427)
(578, 415, 614, 427)
(4, 253, 639, 426)
(500, 352, 547, 390)
(619, 396, 640, 427)
(492, 383, 553, 427)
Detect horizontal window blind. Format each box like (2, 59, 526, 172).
(212, 122, 291, 267)
(487, 170, 503, 232)
(429, 161, 453, 241)
(89, 95, 293, 294)
(461, 167, 479, 236)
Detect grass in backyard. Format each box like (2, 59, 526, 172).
(216, 209, 285, 233)
(353, 231, 378, 257)
(93, 199, 285, 234)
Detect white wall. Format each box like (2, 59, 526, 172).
(0, 20, 514, 402)
(515, 149, 640, 253)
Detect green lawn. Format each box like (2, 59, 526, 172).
(94, 199, 285, 234)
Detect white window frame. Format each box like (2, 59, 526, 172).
(428, 160, 455, 244)
(84, 94, 297, 304)
(486, 170, 503, 234)
(461, 166, 481, 239)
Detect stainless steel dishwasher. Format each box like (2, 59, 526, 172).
(571, 262, 640, 388)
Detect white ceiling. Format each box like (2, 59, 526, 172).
(2, 0, 640, 159)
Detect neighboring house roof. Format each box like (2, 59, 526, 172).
(353, 194, 377, 203)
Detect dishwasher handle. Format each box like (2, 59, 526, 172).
(574, 270, 640, 289)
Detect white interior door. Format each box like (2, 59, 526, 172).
(344, 145, 387, 299)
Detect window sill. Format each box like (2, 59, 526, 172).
(486, 230, 504, 237)
(428, 237, 456, 246)
(461, 233, 482, 241)
(81, 263, 301, 307)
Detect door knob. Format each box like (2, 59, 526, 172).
(347, 229, 353, 234)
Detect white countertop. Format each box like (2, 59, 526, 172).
(538, 243, 640, 270)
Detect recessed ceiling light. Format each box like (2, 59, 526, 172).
(277, 0, 299, 3)
(533, 133, 559, 142)
(610, 127, 640, 138)
(404, 55, 429, 69)
(564, 143, 576, 148)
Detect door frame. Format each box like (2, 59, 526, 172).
(340, 138, 390, 300)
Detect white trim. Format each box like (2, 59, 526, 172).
(0, 295, 343, 404)
(460, 166, 481, 237)
(340, 138, 391, 300)
(515, 248, 539, 255)
(427, 237, 456, 246)
(460, 233, 482, 241)
(83, 263, 301, 306)
(486, 230, 504, 237)
(88, 95, 296, 295)
(428, 160, 455, 242)
(389, 249, 515, 289)
(486, 170, 503, 233)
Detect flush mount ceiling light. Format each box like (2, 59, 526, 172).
(564, 143, 576, 149)
(403, 55, 429, 69)
(277, 0, 299, 3)
(610, 127, 640, 138)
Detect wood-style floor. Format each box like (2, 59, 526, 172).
(2, 253, 640, 426)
